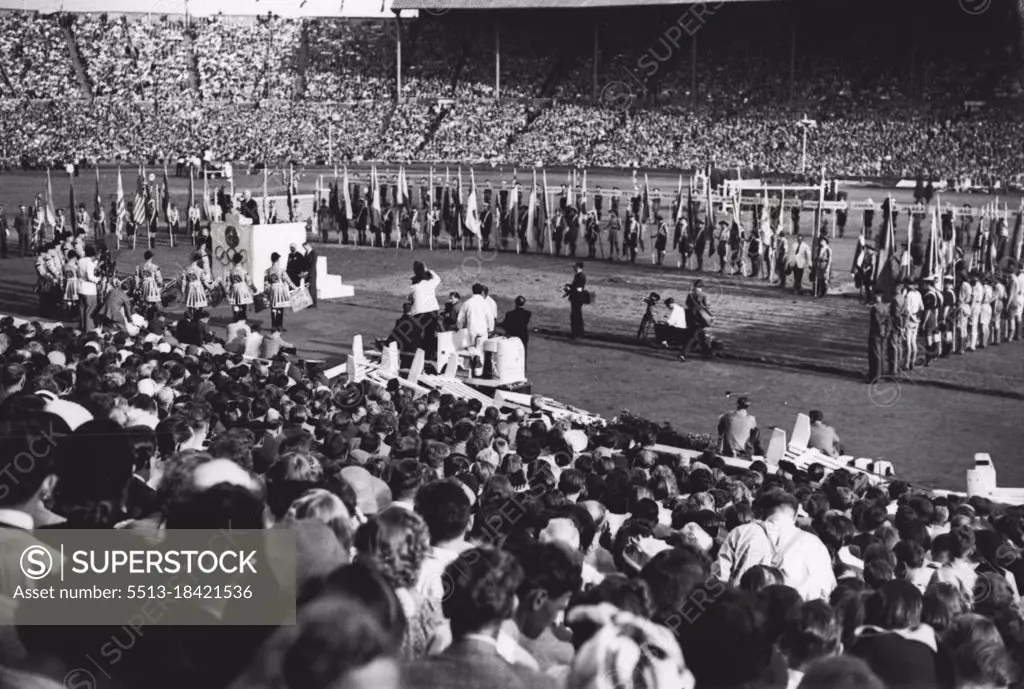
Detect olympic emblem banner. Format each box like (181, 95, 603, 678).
(211, 221, 308, 292)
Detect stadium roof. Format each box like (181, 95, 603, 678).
(393, 0, 779, 10)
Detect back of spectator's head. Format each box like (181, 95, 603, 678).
(739, 565, 784, 595)
(942, 613, 1018, 689)
(444, 547, 523, 638)
(0, 416, 62, 508)
(415, 479, 472, 544)
(678, 586, 776, 687)
(226, 593, 400, 689)
(864, 580, 922, 630)
(386, 458, 424, 500)
(796, 656, 885, 689)
(779, 600, 843, 670)
(53, 419, 134, 526)
(565, 574, 654, 650)
(265, 452, 323, 519)
(285, 488, 355, 553)
(355, 506, 430, 591)
(638, 546, 711, 626)
(165, 482, 266, 530)
(509, 541, 583, 640)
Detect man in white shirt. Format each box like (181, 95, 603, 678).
(717, 488, 835, 601)
(76, 246, 100, 330)
(788, 233, 812, 296)
(225, 320, 250, 355)
(1010, 264, 1024, 341)
(901, 279, 924, 370)
(482, 285, 498, 323)
(243, 323, 265, 358)
(457, 284, 494, 347)
(656, 297, 688, 359)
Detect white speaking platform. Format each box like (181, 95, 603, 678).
(209, 220, 354, 299)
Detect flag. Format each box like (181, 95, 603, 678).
(115, 166, 126, 235)
(543, 169, 552, 253)
(510, 170, 519, 239)
(566, 170, 574, 209)
(675, 175, 685, 224)
(642, 174, 652, 224)
(287, 165, 295, 222)
(342, 166, 353, 221)
(527, 169, 537, 247)
(160, 165, 170, 223)
(69, 176, 77, 233)
(263, 166, 269, 221)
(760, 189, 772, 246)
(371, 166, 382, 229)
(923, 201, 941, 280)
(397, 166, 407, 208)
(1012, 200, 1023, 263)
(202, 170, 211, 222)
(44, 169, 56, 229)
(93, 166, 102, 227)
(875, 196, 897, 298)
(187, 166, 195, 220)
(465, 169, 481, 238)
(133, 166, 147, 227)
(580, 170, 587, 213)
(705, 168, 715, 256)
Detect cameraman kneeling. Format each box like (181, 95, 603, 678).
(655, 297, 689, 361)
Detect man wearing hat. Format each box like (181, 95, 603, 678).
(716, 220, 729, 274)
(789, 233, 812, 296)
(814, 236, 833, 298)
(567, 262, 587, 340)
(867, 292, 890, 381)
(940, 275, 957, 356)
(1009, 263, 1024, 342)
(969, 271, 984, 351)
(920, 276, 943, 363)
(956, 273, 974, 354)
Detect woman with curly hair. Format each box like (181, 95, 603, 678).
(356, 506, 448, 659)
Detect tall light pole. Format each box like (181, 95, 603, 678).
(798, 115, 817, 174)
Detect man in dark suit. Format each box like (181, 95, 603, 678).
(302, 241, 318, 308)
(405, 548, 557, 689)
(567, 262, 587, 339)
(286, 244, 304, 286)
(867, 293, 890, 381)
(500, 296, 532, 364)
(15, 205, 30, 256)
(239, 190, 260, 225)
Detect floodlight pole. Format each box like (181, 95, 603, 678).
(495, 21, 501, 100)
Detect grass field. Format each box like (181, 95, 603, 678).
(1, 168, 1022, 492)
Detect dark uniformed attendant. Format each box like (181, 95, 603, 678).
(500, 295, 532, 368)
(567, 262, 587, 339)
(941, 275, 957, 357)
(594, 186, 604, 220)
(867, 293, 890, 382)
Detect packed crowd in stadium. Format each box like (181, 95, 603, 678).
(0, 8, 1022, 186)
(2, 278, 1024, 689)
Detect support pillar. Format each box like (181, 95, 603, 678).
(789, 20, 796, 102)
(495, 21, 501, 100)
(394, 12, 402, 102)
(691, 34, 697, 102)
